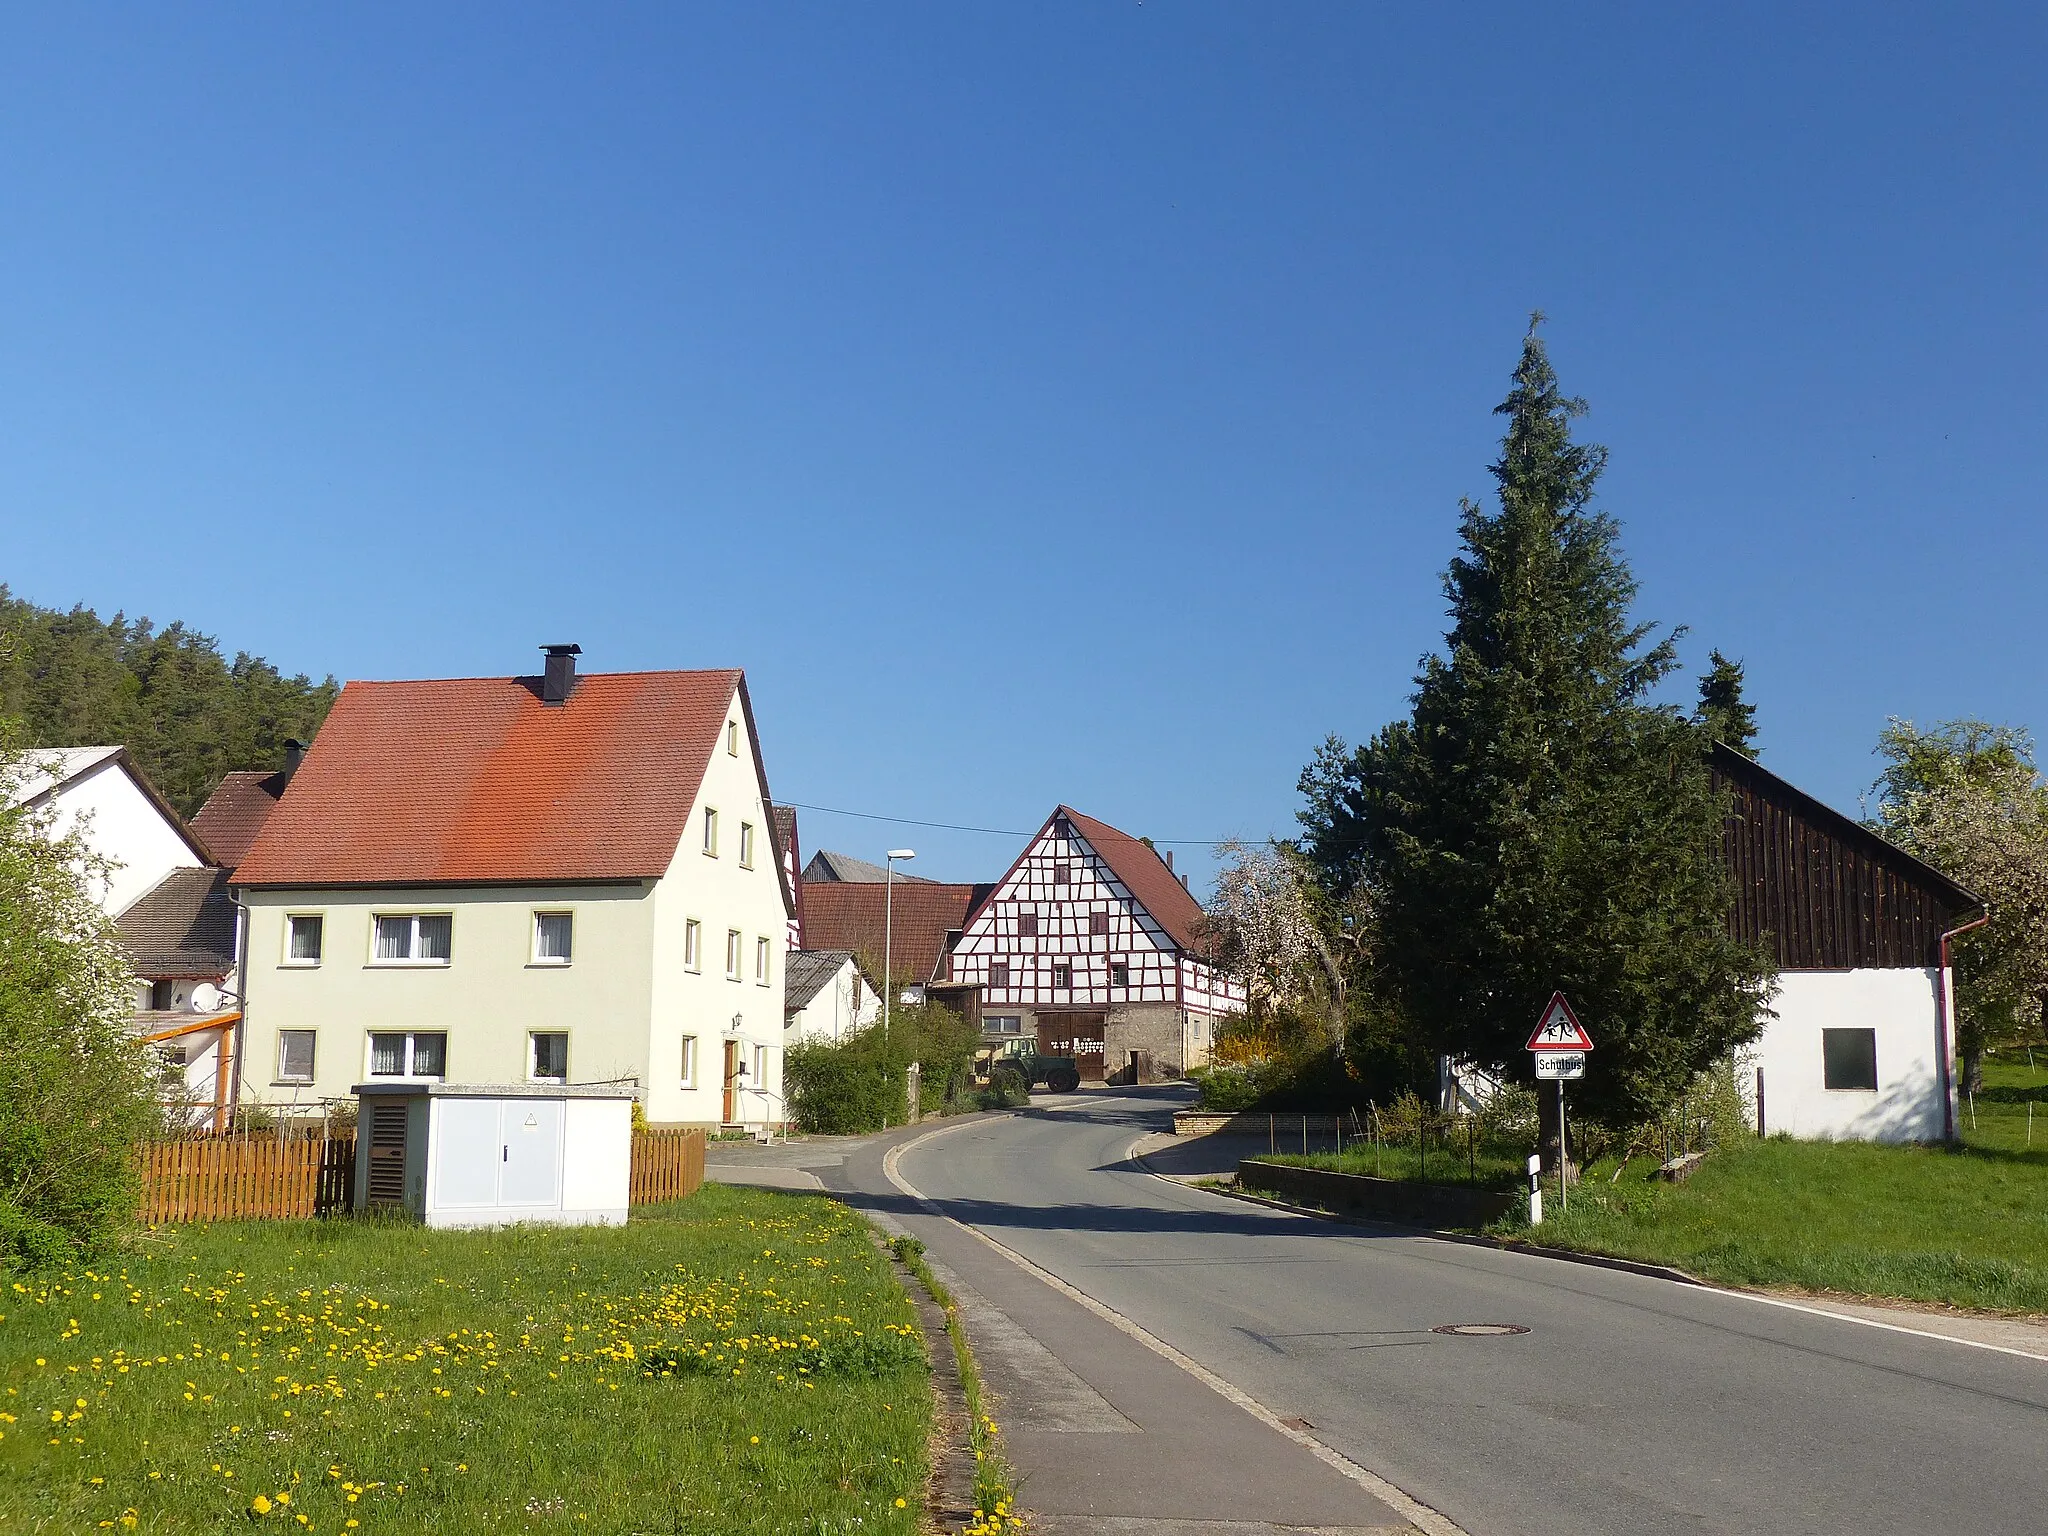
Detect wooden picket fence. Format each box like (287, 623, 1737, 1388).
(630, 1126, 707, 1206)
(138, 1133, 357, 1223)
(137, 1125, 705, 1223)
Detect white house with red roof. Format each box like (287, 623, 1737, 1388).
(945, 806, 1245, 1082)
(231, 646, 794, 1129)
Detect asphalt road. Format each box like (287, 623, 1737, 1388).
(887, 1087, 2048, 1536)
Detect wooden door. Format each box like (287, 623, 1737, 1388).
(723, 1040, 743, 1123)
(1038, 1013, 1107, 1083)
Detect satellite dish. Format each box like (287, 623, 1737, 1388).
(190, 982, 222, 1012)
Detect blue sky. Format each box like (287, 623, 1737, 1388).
(2, 5, 2043, 888)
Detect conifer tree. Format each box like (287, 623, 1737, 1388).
(1696, 650, 1758, 754)
(1307, 322, 1773, 1128)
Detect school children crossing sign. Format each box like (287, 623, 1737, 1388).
(1526, 992, 1594, 1052)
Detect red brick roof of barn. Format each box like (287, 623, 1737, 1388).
(799, 881, 989, 987)
(234, 668, 761, 888)
(191, 770, 290, 869)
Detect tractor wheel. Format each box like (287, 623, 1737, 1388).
(1046, 1068, 1081, 1094)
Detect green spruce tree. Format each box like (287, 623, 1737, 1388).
(1306, 321, 1773, 1128)
(1695, 649, 1758, 754)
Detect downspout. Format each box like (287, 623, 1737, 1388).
(227, 888, 251, 1133)
(1935, 913, 1991, 1142)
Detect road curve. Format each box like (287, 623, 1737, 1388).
(894, 1088, 2048, 1536)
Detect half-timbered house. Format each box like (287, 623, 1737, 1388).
(1713, 743, 1979, 1142)
(948, 807, 1245, 1083)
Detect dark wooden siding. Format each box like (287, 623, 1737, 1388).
(1712, 746, 1974, 970)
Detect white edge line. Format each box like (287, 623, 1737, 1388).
(1127, 1142, 2048, 1368)
(883, 1121, 1469, 1536)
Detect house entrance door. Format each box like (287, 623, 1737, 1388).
(723, 1040, 743, 1123)
(1038, 1012, 1107, 1083)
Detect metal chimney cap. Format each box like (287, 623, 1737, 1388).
(540, 643, 582, 657)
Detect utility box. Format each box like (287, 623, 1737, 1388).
(351, 1082, 635, 1229)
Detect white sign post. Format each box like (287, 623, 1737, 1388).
(1526, 993, 1594, 1215)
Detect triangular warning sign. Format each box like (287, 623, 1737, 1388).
(1526, 992, 1594, 1051)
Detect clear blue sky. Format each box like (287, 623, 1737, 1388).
(3, 5, 2043, 889)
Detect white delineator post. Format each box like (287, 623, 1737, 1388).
(1527, 1152, 1544, 1225)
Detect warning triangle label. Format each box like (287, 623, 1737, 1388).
(1526, 992, 1594, 1051)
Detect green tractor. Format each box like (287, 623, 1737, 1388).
(975, 1035, 1082, 1095)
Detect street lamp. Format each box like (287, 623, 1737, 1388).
(883, 849, 916, 1048)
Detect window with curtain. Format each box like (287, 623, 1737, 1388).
(276, 1031, 316, 1082)
(373, 914, 452, 964)
(534, 911, 573, 964)
(286, 914, 323, 963)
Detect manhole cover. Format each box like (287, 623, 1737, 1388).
(1431, 1323, 1530, 1337)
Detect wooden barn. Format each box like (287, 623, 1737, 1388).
(946, 806, 1246, 1083)
(1712, 743, 1979, 1142)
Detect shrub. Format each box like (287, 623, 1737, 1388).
(0, 754, 161, 1271)
(784, 1000, 982, 1134)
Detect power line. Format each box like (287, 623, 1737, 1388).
(777, 799, 1242, 848)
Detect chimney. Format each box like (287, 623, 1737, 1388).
(541, 643, 582, 705)
(1164, 849, 1174, 873)
(283, 739, 306, 779)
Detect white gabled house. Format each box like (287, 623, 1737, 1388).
(782, 949, 880, 1045)
(946, 806, 1245, 1082)
(231, 647, 792, 1129)
(9, 746, 212, 917)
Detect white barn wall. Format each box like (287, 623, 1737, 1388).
(44, 758, 203, 916)
(1752, 968, 1945, 1142)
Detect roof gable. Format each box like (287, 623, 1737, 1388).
(233, 669, 745, 887)
(9, 746, 215, 866)
(964, 806, 1210, 956)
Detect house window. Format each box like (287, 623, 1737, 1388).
(1090, 911, 1110, 937)
(367, 1031, 447, 1079)
(1019, 912, 1039, 938)
(755, 936, 771, 985)
(685, 919, 702, 972)
(1111, 961, 1130, 987)
(148, 978, 175, 1011)
(533, 911, 574, 965)
(372, 913, 452, 965)
(753, 1042, 769, 1082)
(990, 961, 1010, 988)
(285, 914, 324, 965)
(727, 720, 739, 756)
(1054, 862, 1071, 886)
(986, 1015, 1023, 1035)
(1822, 1028, 1878, 1092)
(276, 1030, 316, 1083)
(739, 822, 755, 869)
(1053, 962, 1072, 989)
(530, 1032, 569, 1083)
(680, 1034, 699, 1088)
(726, 929, 743, 980)
(703, 807, 719, 856)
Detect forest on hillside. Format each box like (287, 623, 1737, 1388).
(0, 587, 336, 818)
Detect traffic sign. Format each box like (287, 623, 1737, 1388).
(1526, 992, 1593, 1052)
(1534, 1051, 1586, 1080)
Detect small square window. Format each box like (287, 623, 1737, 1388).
(740, 822, 755, 869)
(1053, 962, 1072, 989)
(990, 961, 1010, 988)
(1090, 911, 1110, 937)
(1054, 862, 1071, 886)
(703, 807, 719, 856)
(148, 978, 175, 1011)
(286, 914, 323, 964)
(684, 919, 702, 971)
(277, 1030, 316, 1083)
(1019, 912, 1039, 938)
(534, 911, 573, 964)
(726, 929, 743, 980)
(1822, 1028, 1878, 1092)
(1111, 961, 1130, 987)
(680, 1034, 698, 1088)
(755, 936, 771, 985)
(531, 1032, 569, 1083)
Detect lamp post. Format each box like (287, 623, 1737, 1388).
(883, 849, 916, 1047)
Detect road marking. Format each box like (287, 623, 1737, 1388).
(1127, 1142, 2048, 1368)
(884, 1122, 1470, 1536)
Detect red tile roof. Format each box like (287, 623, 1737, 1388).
(974, 806, 1214, 957)
(192, 770, 290, 869)
(234, 669, 758, 888)
(799, 881, 987, 987)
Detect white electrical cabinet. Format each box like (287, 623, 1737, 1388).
(352, 1082, 635, 1229)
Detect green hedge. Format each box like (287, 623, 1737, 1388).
(784, 1000, 983, 1134)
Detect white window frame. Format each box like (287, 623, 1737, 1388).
(684, 919, 702, 973)
(531, 910, 574, 966)
(368, 912, 454, 967)
(282, 913, 324, 967)
(703, 807, 719, 857)
(726, 929, 743, 981)
(529, 1031, 570, 1084)
(739, 821, 755, 869)
(275, 1029, 317, 1083)
(680, 1034, 698, 1089)
(755, 936, 771, 986)
(364, 1030, 448, 1080)
(727, 720, 739, 757)
(752, 1042, 769, 1083)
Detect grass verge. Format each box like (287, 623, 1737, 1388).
(886, 1237, 1020, 1536)
(1, 1183, 931, 1534)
